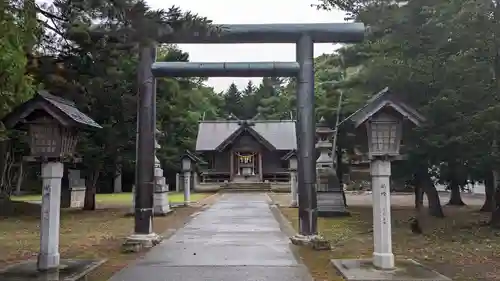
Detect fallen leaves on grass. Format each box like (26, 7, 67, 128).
(0, 197, 218, 281)
(280, 205, 500, 281)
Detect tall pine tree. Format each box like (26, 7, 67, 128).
(222, 82, 243, 118)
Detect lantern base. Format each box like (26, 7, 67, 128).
(317, 192, 350, 217)
(331, 259, 451, 281)
(122, 233, 163, 253)
(0, 259, 106, 281)
(316, 168, 349, 217)
(22, 156, 82, 163)
(290, 234, 331, 250)
(317, 209, 350, 217)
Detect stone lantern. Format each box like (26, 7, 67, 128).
(2, 90, 101, 272)
(180, 151, 196, 206)
(153, 129, 170, 215)
(282, 150, 298, 207)
(315, 117, 349, 217)
(331, 88, 450, 281)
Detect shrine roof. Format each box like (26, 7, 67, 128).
(195, 119, 296, 151)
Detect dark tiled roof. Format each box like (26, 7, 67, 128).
(350, 87, 426, 127)
(2, 90, 102, 130)
(195, 120, 296, 151)
(38, 91, 102, 128)
(182, 150, 207, 164)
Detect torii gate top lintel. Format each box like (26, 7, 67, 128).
(160, 22, 365, 44)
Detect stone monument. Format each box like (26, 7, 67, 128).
(67, 169, 86, 208)
(61, 169, 85, 209)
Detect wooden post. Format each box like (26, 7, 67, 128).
(230, 150, 234, 181)
(175, 173, 180, 192)
(258, 152, 263, 181)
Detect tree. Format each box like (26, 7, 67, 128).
(240, 80, 257, 119)
(222, 83, 243, 118)
(254, 77, 291, 120)
(155, 46, 222, 170)
(26, 0, 219, 209)
(0, 0, 40, 199)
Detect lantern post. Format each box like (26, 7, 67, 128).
(181, 155, 192, 205)
(39, 157, 64, 270)
(289, 154, 298, 207)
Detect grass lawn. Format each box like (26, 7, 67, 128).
(11, 192, 209, 205)
(0, 192, 218, 281)
(277, 201, 500, 281)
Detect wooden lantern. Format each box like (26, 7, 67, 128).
(2, 90, 102, 161)
(350, 87, 425, 160)
(180, 150, 206, 172)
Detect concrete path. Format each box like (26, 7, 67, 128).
(108, 193, 312, 281)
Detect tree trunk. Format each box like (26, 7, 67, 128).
(490, 207, 500, 228)
(481, 171, 496, 212)
(414, 184, 424, 209)
(423, 182, 445, 217)
(490, 187, 500, 228)
(447, 180, 466, 206)
(0, 141, 9, 198)
(492, 175, 500, 228)
(413, 184, 426, 234)
(14, 163, 24, 196)
(337, 146, 348, 207)
(113, 165, 122, 193)
(83, 170, 99, 210)
(416, 167, 445, 218)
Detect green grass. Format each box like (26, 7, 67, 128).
(11, 192, 211, 205)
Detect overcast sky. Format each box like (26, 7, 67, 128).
(146, 0, 346, 92)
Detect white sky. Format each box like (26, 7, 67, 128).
(147, 0, 346, 92)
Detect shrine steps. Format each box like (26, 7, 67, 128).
(221, 182, 271, 192)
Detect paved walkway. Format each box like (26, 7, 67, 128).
(108, 193, 312, 281)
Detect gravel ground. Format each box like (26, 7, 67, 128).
(270, 191, 485, 207)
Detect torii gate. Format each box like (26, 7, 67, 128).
(131, 23, 365, 245)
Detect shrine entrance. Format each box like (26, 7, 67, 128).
(134, 22, 365, 236)
(235, 152, 258, 176)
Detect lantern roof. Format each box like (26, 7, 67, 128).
(2, 90, 102, 130)
(281, 149, 297, 160)
(316, 117, 334, 134)
(349, 87, 426, 128)
(181, 150, 207, 164)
